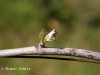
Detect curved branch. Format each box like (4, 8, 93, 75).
(0, 29, 99, 64)
(0, 46, 100, 62)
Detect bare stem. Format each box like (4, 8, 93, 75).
(0, 29, 100, 64)
(0, 46, 100, 63)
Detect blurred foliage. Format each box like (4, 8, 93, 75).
(0, 0, 100, 75)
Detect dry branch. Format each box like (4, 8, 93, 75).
(0, 46, 100, 61)
(0, 29, 100, 64)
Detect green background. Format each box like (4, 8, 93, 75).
(0, 0, 100, 75)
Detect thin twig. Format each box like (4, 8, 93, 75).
(0, 29, 100, 64)
(0, 46, 100, 62)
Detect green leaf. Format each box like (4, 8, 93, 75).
(39, 29, 46, 41)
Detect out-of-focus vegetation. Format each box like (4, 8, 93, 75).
(0, 0, 100, 75)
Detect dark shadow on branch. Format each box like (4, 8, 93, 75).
(3, 55, 100, 64)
